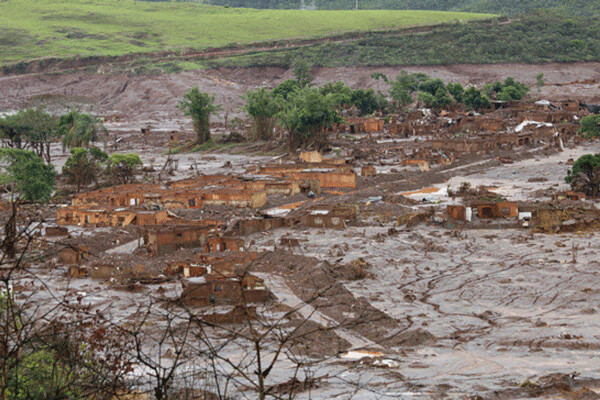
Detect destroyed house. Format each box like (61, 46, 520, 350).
(59, 245, 90, 265)
(142, 225, 212, 256)
(202, 237, 244, 254)
(228, 217, 287, 236)
(154, 188, 267, 209)
(57, 206, 168, 227)
(248, 163, 356, 189)
(175, 252, 259, 278)
(447, 201, 518, 221)
(180, 274, 269, 306)
(300, 204, 358, 229)
(71, 184, 162, 208)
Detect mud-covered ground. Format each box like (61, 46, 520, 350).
(1, 62, 599, 122)
(4, 65, 600, 398)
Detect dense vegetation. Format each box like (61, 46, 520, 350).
(208, 13, 600, 68)
(0, 0, 491, 65)
(566, 154, 600, 197)
(168, 0, 600, 15)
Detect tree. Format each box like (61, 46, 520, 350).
(578, 115, 600, 138)
(57, 110, 106, 151)
(244, 88, 279, 141)
(319, 81, 352, 107)
(433, 88, 453, 109)
(0, 109, 57, 164)
(272, 79, 301, 100)
(536, 72, 545, 96)
(462, 86, 491, 110)
(0, 109, 58, 163)
(292, 59, 313, 88)
(483, 77, 529, 102)
(388, 84, 412, 110)
(0, 149, 55, 259)
(0, 206, 132, 400)
(566, 154, 600, 197)
(62, 147, 107, 193)
(350, 88, 380, 116)
(418, 78, 446, 95)
(106, 153, 143, 184)
(385, 71, 430, 111)
(417, 91, 435, 108)
(277, 88, 342, 150)
(446, 82, 465, 103)
(178, 88, 221, 144)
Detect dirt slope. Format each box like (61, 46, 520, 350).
(1, 63, 599, 121)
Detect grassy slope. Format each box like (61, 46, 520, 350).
(206, 14, 600, 68)
(0, 0, 493, 64)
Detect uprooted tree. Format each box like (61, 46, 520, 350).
(178, 87, 222, 144)
(566, 153, 600, 197)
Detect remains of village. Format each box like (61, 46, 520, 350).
(2, 41, 600, 399)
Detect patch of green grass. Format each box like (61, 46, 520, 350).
(207, 13, 600, 67)
(189, 139, 241, 153)
(0, 0, 494, 65)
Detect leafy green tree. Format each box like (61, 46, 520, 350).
(0, 114, 27, 150)
(577, 115, 600, 138)
(0, 148, 55, 203)
(350, 88, 380, 116)
(462, 86, 491, 110)
(62, 147, 107, 193)
(566, 153, 600, 197)
(277, 87, 342, 150)
(178, 87, 221, 144)
(536, 72, 545, 96)
(272, 79, 301, 100)
(389, 84, 413, 110)
(385, 71, 430, 110)
(0, 109, 57, 163)
(319, 81, 352, 107)
(370, 72, 389, 83)
(106, 153, 143, 184)
(417, 88, 452, 109)
(434, 88, 453, 108)
(417, 91, 436, 108)
(446, 83, 465, 103)
(293, 59, 313, 88)
(418, 78, 446, 95)
(244, 88, 279, 140)
(57, 110, 106, 151)
(484, 77, 529, 102)
(0, 148, 56, 258)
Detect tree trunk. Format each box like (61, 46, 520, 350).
(4, 201, 16, 260)
(196, 119, 211, 144)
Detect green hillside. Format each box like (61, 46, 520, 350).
(181, 0, 600, 15)
(0, 0, 494, 65)
(207, 13, 600, 68)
